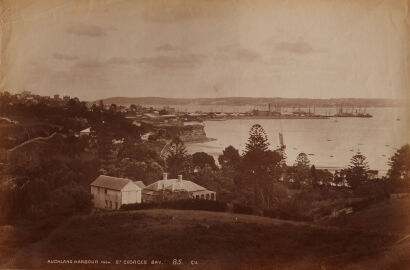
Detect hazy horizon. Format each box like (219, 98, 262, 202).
(95, 95, 403, 101)
(1, 0, 409, 101)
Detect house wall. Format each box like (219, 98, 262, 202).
(121, 190, 141, 204)
(121, 182, 142, 204)
(91, 186, 122, 210)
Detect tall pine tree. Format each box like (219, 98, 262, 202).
(345, 151, 370, 189)
(244, 124, 270, 153)
(241, 124, 282, 208)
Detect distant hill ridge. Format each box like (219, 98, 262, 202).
(95, 97, 403, 107)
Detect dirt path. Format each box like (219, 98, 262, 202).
(8, 132, 57, 152)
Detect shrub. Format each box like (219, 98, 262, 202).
(349, 197, 381, 212)
(121, 199, 227, 212)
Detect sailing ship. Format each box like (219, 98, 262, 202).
(278, 132, 286, 150)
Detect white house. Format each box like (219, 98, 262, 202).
(142, 173, 216, 202)
(80, 127, 91, 137)
(90, 175, 143, 209)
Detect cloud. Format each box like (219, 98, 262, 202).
(274, 41, 314, 54)
(231, 48, 261, 62)
(70, 53, 203, 71)
(156, 43, 178, 51)
(216, 45, 261, 62)
(134, 54, 204, 69)
(140, 1, 233, 24)
(53, 53, 78, 61)
(65, 24, 106, 37)
(74, 58, 131, 69)
(74, 59, 104, 69)
(106, 57, 131, 65)
(265, 56, 296, 66)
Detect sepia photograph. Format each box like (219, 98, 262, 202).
(0, 0, 409, 269)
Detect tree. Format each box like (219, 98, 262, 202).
(387, 144, 410, 191)
(109, 103, 117, 112)
(192, 152, 217, 170)
(345, 151, 370, 190)
(218, 145, 241, 170)
(333, 170, 346, 187)
(388, 144, 410, 181)
(290, 153, 311, 188)
(241, 124, 282, 208)
(295, 153, 310, 168)
(90, 123, 117, 172)
(244, 124, 269, 153)
(166, 137, 192, 178)
(310, 165, 318, 188)
(316, 169, 333, 188)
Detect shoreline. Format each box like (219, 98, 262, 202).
(206, 116, 329, 121)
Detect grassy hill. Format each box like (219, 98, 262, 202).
(3, 207, 409, 269)
(320, 198, 410, 235)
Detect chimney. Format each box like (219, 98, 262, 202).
(163, 173, 168, 181)
(178, 175, 183, 182)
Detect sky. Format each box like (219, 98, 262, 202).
(0, 0, 409, 101)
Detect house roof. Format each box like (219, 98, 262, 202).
(133, 181, 146, 189)
(90, 175, 136, 191)
(144, 179, 210, 192)
(80, 127, 90, 133)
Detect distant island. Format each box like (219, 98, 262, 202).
(95, 97, 404, 107)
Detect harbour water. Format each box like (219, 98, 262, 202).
(186, 107, 409, 175)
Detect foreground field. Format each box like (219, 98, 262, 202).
(2, 204, 410, 270)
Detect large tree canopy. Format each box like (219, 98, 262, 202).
(192, 152, 217, 170)
(218, 145, 241, 170)
(388, 144, 410, 182)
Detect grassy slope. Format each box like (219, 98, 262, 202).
(319, 198, 410, 270)
(320, 198, 410, 235)
(3, 208, 407, 270)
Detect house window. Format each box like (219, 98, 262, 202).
(110, 201, 112, 209)
(195, 195, 199, 199)
(200, 194, 204, 199)
(211, 193, 215, 200)
(105, 188, 107, 194)
(206, 194, 210, 200)
(105, 200, 108, 208)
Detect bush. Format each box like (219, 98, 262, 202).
(121, 199, 227, 212)
(349, 197, 381, 212)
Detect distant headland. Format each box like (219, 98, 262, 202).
(95, 97, 404, 107)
